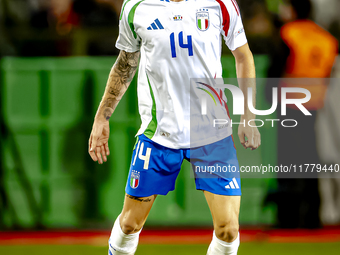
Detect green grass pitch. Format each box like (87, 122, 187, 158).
(0, 243, 340, 255)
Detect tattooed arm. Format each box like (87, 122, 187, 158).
(97, 50, 140, 121)
(89, 50, 140, 164)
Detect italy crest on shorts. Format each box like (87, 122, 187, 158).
(196, 9, 210, 31)
(130, 170, 140, 189)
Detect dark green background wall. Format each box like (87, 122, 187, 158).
(0, 56, 277, 229)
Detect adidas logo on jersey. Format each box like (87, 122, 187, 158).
(147, 19, 164, 30)
(225, 178, 240, 189)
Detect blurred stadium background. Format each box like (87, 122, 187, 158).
(0, 0, 340, 254)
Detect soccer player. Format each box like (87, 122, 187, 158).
(88, 0, 260, 254)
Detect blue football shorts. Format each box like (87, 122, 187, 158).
(125, 134, 241, 197)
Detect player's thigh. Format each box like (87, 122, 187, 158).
(204, 191, 240, 241)
(121, 134, 183, 233)
(120, 193, 157, 234)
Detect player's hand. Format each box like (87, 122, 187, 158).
(88, 119, 110, 164)
(238, 119, 261, 150)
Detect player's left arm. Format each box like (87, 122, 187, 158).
(232, 43, 261, 150)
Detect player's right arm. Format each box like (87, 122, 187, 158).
(88, 50, 140, 164)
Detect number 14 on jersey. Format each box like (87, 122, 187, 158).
(170, 31, 193, 58)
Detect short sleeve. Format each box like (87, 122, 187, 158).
(218, 0, 247, 51)
(115, 1, 141, 53)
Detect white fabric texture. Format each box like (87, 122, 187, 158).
(108, 215, 141, 255)
(207, 231, 240, 255)
(116, 0, 247, 149)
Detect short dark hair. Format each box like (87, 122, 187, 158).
(289, 0, 312, 19)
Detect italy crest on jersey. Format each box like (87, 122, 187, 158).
(196, 9, 210, 31)
(130, 170, 140, 189)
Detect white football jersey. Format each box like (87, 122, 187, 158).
(116, 0, 247, 149)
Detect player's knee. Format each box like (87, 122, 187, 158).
(120, 217, 142, 235)
(214, 221, 239, 243)
(120, 221, 141, 235)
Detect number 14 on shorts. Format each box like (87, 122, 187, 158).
(133, 141, 152, 170)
